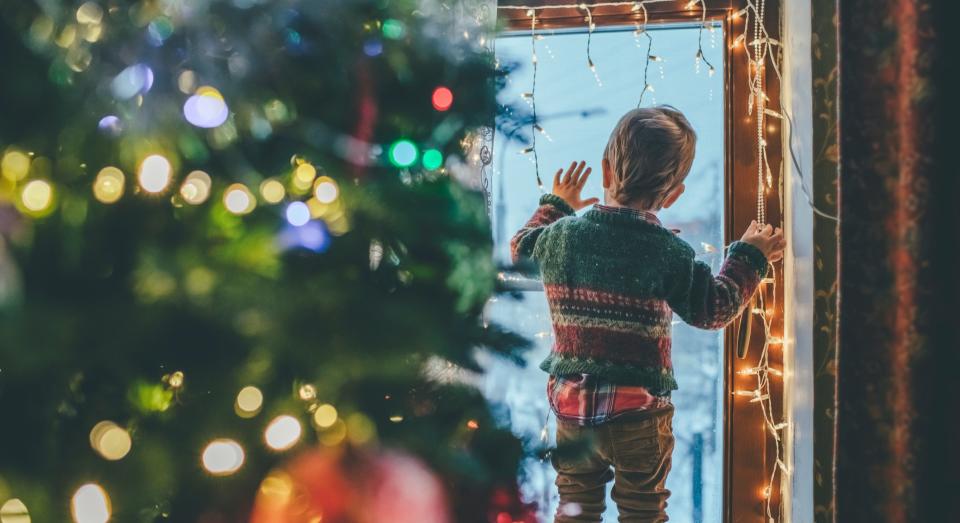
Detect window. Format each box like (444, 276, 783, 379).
(484, 22, 725, 523)
(481, 2, 786, 522)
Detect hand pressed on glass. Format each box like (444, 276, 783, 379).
(739, 220, 786, 262)
(552, 160, 600, 211)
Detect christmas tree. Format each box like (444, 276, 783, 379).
(0, 1, 533, 521)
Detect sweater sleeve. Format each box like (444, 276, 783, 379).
(666, 241, 768, 330)
(509, 194, 575, 264)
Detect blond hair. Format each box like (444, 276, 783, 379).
(603, 106, 697, 209)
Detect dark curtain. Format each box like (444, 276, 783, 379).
(837, 0, 960, 521)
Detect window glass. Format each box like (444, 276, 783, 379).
(483, 22, 725, 523)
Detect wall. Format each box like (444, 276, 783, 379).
(781, 0, 816, 521)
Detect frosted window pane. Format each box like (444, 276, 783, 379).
(484, 23, 724, 523)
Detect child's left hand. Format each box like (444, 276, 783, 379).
(553, 161, 600, 211)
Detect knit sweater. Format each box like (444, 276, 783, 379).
(510, 194, 768, 395)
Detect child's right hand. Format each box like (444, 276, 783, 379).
(740, 220, 786, 262)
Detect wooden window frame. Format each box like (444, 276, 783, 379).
(496, 2, 784, 522)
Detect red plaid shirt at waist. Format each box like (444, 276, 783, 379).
(547, 374, 672, 426)
(546, 204, 673, 427)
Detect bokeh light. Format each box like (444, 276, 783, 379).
(422, 149, 444, 170)
(137, 154, 172, 194)
(235, 386, 263, 418)
(97, 115, 122, 136)
(294, 163, 316, 184)
(70, 483, 110, 523)
(179, 170, 212, 205)
(431, 86, 454, 111)
(75, 2, 103, 24)
(285, 201, 310, 227)
(89, 421, 132, 461)
(183, 86, 229, 128)
(319, 419, 347, 446)
(223, 184, 255, 215)
(278, 221, 330, 253)
(93, 167, 125, 204)
(388, 140, 418, 168)
(111, 64, 153, 100)
(259, 179, 286, 204)
(298, 384, 316, 401)
(312, 404, 338, 428)
(0, 498, 30, 523)
(1, 149, 31, 182)
(346, 413, 377, 445)
(363, 38, 383, 57)
(202, 439, 245, 476)
(382, 19, 405, 39)
(264, 415, 302, 451)
(20, 180, 53, 212)
(313, 177, 338, 204)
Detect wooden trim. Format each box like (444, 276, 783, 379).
(495, 2, 784, 522)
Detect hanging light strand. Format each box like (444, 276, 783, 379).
(580, 4, 603, 87)
(528, 9, 542, 188)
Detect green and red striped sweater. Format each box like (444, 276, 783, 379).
(510, 194, 768, 395)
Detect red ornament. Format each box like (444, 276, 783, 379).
(251, 446, 450, 523)
(431, 86, 454, 111)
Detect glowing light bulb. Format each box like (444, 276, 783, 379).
(422, 149, 443, 171)
(179, 170, 212, 205)
(312, 404, 338, 428)
(93, 167, 125, 204)
(138, 154, 172, 194)
(2, 149, 31, 181)
(294, 163, 317, 184)
(388, 140, 418, 168)
(202, 439, 245, 475)
(264, 415, 302, 451)
(0, 498, 30, 523)
(183, 86, 229, 128)
(223, 184, 255, 215)
(89, 421, 132, 461)
(76, 2, 103, 24)
(260, 179, 286, 204)
(313, 176, 338, 203)
(431, 86, 454, 111)
(70, 484, 110, 523)
(285, 201, 311, 226)
(298, 384, 317, 401)
(21, 180, 53, 212)
(235, 386, 263, 417)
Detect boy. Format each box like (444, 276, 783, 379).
(510, 106, 785, 523)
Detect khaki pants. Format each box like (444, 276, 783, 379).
(552, 406, 674, 523)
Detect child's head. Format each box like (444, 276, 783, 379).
(601, 106, 697, 210)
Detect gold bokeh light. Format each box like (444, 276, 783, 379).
(223, 184, 255, 215)
(137, 154, 173, 194)
(201, 439, 245, 476)
(70, 483, 110, 523)
(264, 415, 302, 451)
(93, 167, 125, 204)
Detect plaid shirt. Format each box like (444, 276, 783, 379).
(546, 204, 673, 426)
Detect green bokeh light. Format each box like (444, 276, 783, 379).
(382, 19, 405, 40)
(388, 140, 418, 168)
(422, 149, 443, 170)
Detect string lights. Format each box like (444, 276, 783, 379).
(498, 1, 788, 521)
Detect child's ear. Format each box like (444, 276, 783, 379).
(601, 158, 612, 189)
(661, 183, 686, 209)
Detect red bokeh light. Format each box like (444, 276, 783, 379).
(432, 86, 454, 111)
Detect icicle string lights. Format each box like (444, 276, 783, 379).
(527, 9, 542, 189)
(500, 1, 788, 521)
